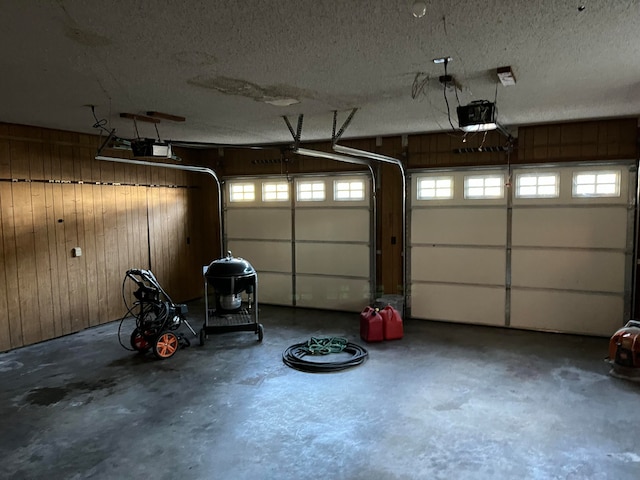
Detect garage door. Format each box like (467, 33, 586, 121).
(294, 174, 372, 311)
(510, 163, 635, 336)
(409, 161, 636, 336)
(224, 174, 372, 311)
(409, 168, 508, 327)
(225, 177, 293, 306)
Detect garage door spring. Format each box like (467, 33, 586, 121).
(282, 337, 368, 373)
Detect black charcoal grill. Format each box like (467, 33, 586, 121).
(199, 251, 263, 345)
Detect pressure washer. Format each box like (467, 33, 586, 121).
(118, 269, 196, 360)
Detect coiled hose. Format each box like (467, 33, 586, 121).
(282, 337, 368, 373)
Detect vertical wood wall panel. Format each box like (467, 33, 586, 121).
(11, 139, 41, 345)
(0, 137, 14, 350)
(92, 181, 109, 326)
(79, 151, 99, 327)
(61, 145, 85, 334)
(29, 142, 55, 341)
(0, 180, 22, 347)
(0, 187, 9, 351)
(378, 139, 403, 295)
(50, 144, 70, 338)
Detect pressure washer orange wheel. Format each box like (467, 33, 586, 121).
(153, 331, 179, 360)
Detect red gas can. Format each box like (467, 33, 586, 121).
(360, 306, 384, 342)
(379, 305, 404, 340)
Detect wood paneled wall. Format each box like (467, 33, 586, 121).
(517, 119, 637, 163)
(376, 137, 404, 296)
(0, 124, 218, 351)
(407, 130, 512, 168)
(207, 118, 639, 300)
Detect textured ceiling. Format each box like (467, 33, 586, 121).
(1, 1, 639, 145)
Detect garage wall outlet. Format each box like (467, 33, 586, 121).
(72, 247, 82, 257)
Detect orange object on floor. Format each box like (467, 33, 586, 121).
(608, 320, 640, 368)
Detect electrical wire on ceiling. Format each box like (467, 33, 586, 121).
(441, 14, 469, 98)
(442, 59, 458, 132)
(91, 105, 111, 135)
(132, 117, 141, 139)
(411, 72, 430, 99)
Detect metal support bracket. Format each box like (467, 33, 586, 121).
(332, 108, 358, 145)
(282, 114, 304, 150)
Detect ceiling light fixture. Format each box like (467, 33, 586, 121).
(264, 97, 300, 107)
(411, 1, 427, 18)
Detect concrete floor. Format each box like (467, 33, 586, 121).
(1, 302, 639, 480)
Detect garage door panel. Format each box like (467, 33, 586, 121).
(412, 208, 506, 246)
(227, 240, 291, 273)
(226, 208, 291, 240)
(411, 284, 505, 326)
(296, 243, 368, 277)
(296, 276, 370, 311)
(411, 246, 505, 285)
(256, 272, 293, 306)
(296, 209, 368, 242)
(511, 290, 624, 336)
(512, 207, 627, 249)
(512, 250, 626, 292)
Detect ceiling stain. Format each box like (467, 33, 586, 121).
(64, 25, 112, 47)
(188, 75, 313, 105)
(57, 0, 111, 47)
(173, 51, 217, 66)
(187, 75, 370, 110)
